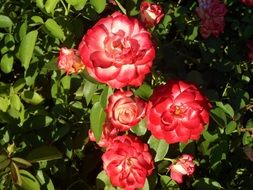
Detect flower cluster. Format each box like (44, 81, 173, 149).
(196, 0, 228, 38)
(57, 2, 212, 189)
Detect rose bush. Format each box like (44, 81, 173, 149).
(147, 80, 211, 144)
(105, 90, 147, 131)
(78, 12, 155, 88)
(169, 154, 195, 184)
(140, 1, 164, 28)
(102, 135, 154, 190)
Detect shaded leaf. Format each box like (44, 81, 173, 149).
(90, 0, 106, 13)
(44, 19, 65, 41)
(148, 136, 169, 162)
(19, 170, 40, 190)
(0, 15, 13, 28)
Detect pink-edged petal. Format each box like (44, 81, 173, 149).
(94, 66, 120, 81)
(132, 32, 153, 49)
(111, 15, 133, 36)
(116, 64, 137, 83)
(135, 48, 155, 65)
(90, 51, 114, 68)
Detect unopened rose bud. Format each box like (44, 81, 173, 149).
(140, 1, 164, 28)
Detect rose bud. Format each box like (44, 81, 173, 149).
(169, 154, 195, 184)
(102, 135, 154, 190)
(58, 47, 84, 74)
(140, 1, 164, 28)
(105, 90, 147, 132)
(147, 80, 211, 144)
(88, 120, 119, 148)
(78, 12, 155, 89)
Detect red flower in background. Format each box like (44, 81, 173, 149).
(78, 12, 155, 89)
(102, 135, 154, 190)
(241, 0, 253, 6)
(247, 40, 253, 60)
(140, 1, 164, 28)
(88, 120, 119, 148)
(106, 90, 147, 132)
(169, 154, 195, 183)
(196, 0, 227, 38)
(58, 47, 84, 74)
(147, 80, 211, 144)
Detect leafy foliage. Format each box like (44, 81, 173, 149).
(0, 0, 253, 189)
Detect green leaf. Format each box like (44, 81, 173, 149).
(19, 170, 40, 190)
(160, 175, 179, 190)
(73, 0, 88, 10)
(65, 0, 80, 5)
(134, 82, 153, 100)
(0, 96, 10, 112)
(36, 170, 55, 190)
(192, 177, 224, 190)
(0, 158, 10, 170)
(44, 19, 65, 41)
(21, 91, 44, 105)
(225, 121, 237, 134)
(11, 162, 22, 186)
(216, 102, 234, 118)
(10, 94, 21, 111)
(90, 102, 106, 142)
(99, 85, 113, 108)
(0, 53, 14, 74)
(45, 0, 59, 14)
(96, 170, 115, 190)
(31, 16, 44, 25)
(242, 132, 252, 146)
(83, 79, 97, 105)
(18, 30, 38, 70)
(90, 0, 106, 13)
(13, 79, 26, 93)
(202, 130, 219, 142)
(140, 179, 149, 190)
(61, 75, 71, 90)
(114, 0, 127, 15)
(131, 119, 147, 136)
(0, 154, 7, 163)
(36, 0, 44, 9)
(0, 15, 13, 28)
(12, 157, 32, 168)
(148, 136, 169, 162)
(26, 146, 62, 163)
(210, 107, 227, 127)
(19, 20, 27, 41)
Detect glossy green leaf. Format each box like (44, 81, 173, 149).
(134, 82, 153, 100)
(45, 0, 59, 13)
(0, 96, 10, 112)
(36, 170, 55, 190)
(26, 146, 62, 163)
(225, 121, 237, 134)
(96, 170, 116, 190)
(90, 0, 106, 13)
(0, 53, 13, 74)
(18, 30, 38, 70)
(44, 19, 65, 41)
(36, 0, 44, 8)
(19, 20, 27, 41)
(0, 158, 10, 170)
(160, 175, 179, 190)
(216, 102, 234, 118)
(65, 0, 79, 5)
(10, 94, 21, 111)
(131, 119, 147, 136)
(31, 16, 44, 24)
(210, 107, 227, 127)
(21, 91, 44, 105)
(148, 136, 169, 162)
(0, 15, 13, 28)
(73, 0, 88, 10)
(12, 157, 32, 168)
(99, 85, 113, 108)
(19, 170, 40, 190)
(90, 102, 106, 142)
(83, 79, 97, 105)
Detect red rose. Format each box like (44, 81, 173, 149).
(58, 47, 84, 74)
(102, 135, 154, 190)
(241, 0, 253, 6)
(169, 154, 195, 184)
(78, 12, 155, 89)
(106, 90, 147, 132)
(88, 120, 119, 148)
(247, 40, 253, 60)
(140, 1, 164, 28)
(147, 80, 211, 144)
(196, 0, 227, 38)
